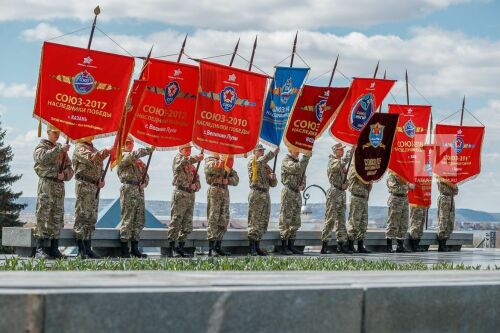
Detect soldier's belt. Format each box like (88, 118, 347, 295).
(123, 180, 141, 186)
(75, 174, 99, 186)
(210, 183, 227, 190)
(390, 193, 407, 198)
(285, 185, 300, 193)
(351, 193, 367, 199)
(41, 176, 63, 183)
(332, 185, 345, 191)
(250, 185, 268, 193)
(176, 185, 194, 194)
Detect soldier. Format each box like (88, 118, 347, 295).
(247, 144, 279, 256)
(279, 148, 311, 255)
(385, 171, 414, 252)
(73, 137, 110, 259)
(409, 205, 427, 252)
(320, 143, 352, 254)
(167, 145, 203, 257)
(33, 124, 73, 259)
(117, 136, 154, 258)
(347, 167, 372, 253)
(436, 179, 459, 252)
(205, 153, 239, 256)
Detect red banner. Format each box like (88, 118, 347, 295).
(330, 78, 395, 145)
(33, 41, 134, 141)
(110, 79, 148, 169)
(388, 104, 431, 184)
(316, 87, 349, 137)
(192, 60, 268, 155)
(130, 59, 198, 149)
(433, 124, 484, 184)
(408, 144, 434, 207)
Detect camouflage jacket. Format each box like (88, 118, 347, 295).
(118, 148, 153, 186)
(438, 180, 458, 196)
(247, 151, 277, 190)
(172, 153, 201, 192)
(72, 142, 107, 183)
(33, 139, 74, 181)
(204, 156, 239, 187)
(281, 154, 310, 191)
(387, 172, 408, 196)
(327, 154, 347, 189)
(348, 168, 371, 198)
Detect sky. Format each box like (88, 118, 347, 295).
(0, 0, 499, 211)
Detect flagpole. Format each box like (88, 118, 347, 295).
(377, 70, 386, 113)
(460, 96, 465, 126)
(248, 35, 257, 71)
(405, 70, 410, 106)
(328, 54, 339, 87)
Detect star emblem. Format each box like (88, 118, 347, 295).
(224, 89, 234, 101)
(370, 82, 375, 89)
(174, 69, 182, 76)
(83, 56, 93, 65)
(324, 90, 330, 97)
(457, 129, 463, 135)
(168, 85, 177, 95)
(228, 74, 237, 82)
(373, 124, 380, 135)
(407, 108, 413, 114)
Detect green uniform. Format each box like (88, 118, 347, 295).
(118, 147, 152, 242)
(205, 156, 239, 241)
(321, 154, 348, 243)
(247, 151, 277, 241)
(347, 168, 371, 241)
(168, 153, 201, 241)
(279, 154, 310, 240)
(385, 172, 409, 240)
(33, 139, 74, 239)
(437, 180, 458, 240)
(73, 142, 107, 240)
(409, 205, 426, 239)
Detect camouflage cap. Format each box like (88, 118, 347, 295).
(46, 124, 60, 133)
(125, 134, 134, 143)
(253, 144, 265, 151)
(332, 143, 345, 150)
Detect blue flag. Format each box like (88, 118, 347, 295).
(259, 66, 309, 147)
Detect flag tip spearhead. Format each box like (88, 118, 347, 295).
(94, 6, 101, 15)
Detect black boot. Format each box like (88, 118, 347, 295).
(176, 241, 191, 257)
(34, 238, 50, 259)
(414, 238, 425, 252)
(208, 240, 215, 256)
(215, 240, 230, 256)
(396, 239, 407, 253)
(338, 242, 353, 254)
(76, 239, 88, 259)
(320, 241, 331, 254)
(386, 238, 394, 253)
(49, 239, 66, 259)
(280, 240, 293, 255)
(408, 237, 417, 252)
(131, 240, 147, 258)
(438, 239, 448, 252)
(347, 239, 356, 253)
(120, 241, 130, 258)
(287, 239, 303, 255)
(249, 240, 257, 256)
(166, 241, 175, 257)
(84, 239, 102, 259)
(357, 240, 371, 253)
(255, 241, 268, 256)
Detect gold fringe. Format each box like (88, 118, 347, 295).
(251, 155, 258, 183)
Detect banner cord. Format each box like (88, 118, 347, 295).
(235, 53, 272, 77)
(45, 26, 90, 41)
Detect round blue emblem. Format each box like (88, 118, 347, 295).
(315, 99, 327, 122)
(72, 71, 95, 95)
(164, 81, 180, 105)
(220, 86, 237, 112)
(453, 137, 465, 154)
(404, 119, 416, 138)
(350, 94, 374, 131)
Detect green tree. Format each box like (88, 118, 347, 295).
(0, 118, 26, 253)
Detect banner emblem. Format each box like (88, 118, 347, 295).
(403, 119, 415, 138)
(350, 93, 374, 130)
(164, 81, 180, 105)
(73, 71, 95, 95)
(367, 122, 384, 148)
(453, 135, 465, 154)
(220, 86, 237, 112)
(280, 77, 293, 104)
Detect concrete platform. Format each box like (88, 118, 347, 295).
(2, 227, 473, 256)
(0, 270, 499, 333)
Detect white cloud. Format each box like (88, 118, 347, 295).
(0, 82, 36, 98)
(21, 22, 63, 42)
(0, 0, 470, 30)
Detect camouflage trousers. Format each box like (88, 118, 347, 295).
(279, 187, 302, 240)
(247, 189, 271, 241)
(167, 189, 195, 241)
(385, 195, 409, 239)
(321, 187, 347, 242)
(409, 206, 426, 239)
(74, 181, 99, 240)
(119, 184, 145, 242)
(437, 195, 455, 240)
(347, 195, 368, 241)
(35, 178, 65, 239)
(207, 187, 230, 241)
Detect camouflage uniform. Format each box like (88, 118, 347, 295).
(279, 154, 310, 240)
(73, 142, 107, 240)
(118, 147, 153, 241)
(409, 205, 426, 240)
(247, 151, 277, 241)
(321, 154, 348, 243)
(437, 180, 458, 240)
(168, 153, 201, 241)
(385, 172, 409, 240)
(33, 139, 74, 239)
(205, 156, 239, 241)
(347, 168, 371, 241)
